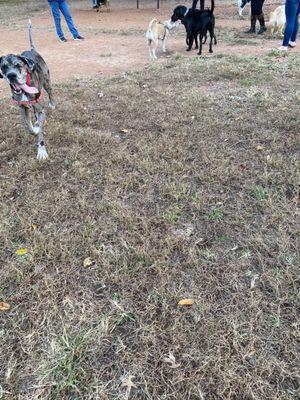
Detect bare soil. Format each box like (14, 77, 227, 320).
(0, 0, 298, 99)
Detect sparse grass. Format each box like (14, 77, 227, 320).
(0, 3, 300, 399)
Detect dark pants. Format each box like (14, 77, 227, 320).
(251, 0, 265, 16)
(191, 0, 205, 11)
(283, 0, 300, 46)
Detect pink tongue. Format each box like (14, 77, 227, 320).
(18, 83, 39, 94)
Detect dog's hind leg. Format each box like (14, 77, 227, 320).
(209, 30, 213, 53)
(19, 106, 39, 135)
(280, 24, 285, 37)
(43, 78, 55, 110)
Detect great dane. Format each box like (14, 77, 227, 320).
(0, 20, 54, 160)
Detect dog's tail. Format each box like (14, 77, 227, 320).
(210, 0, 214, 14)
(28, 19, 36, 51)
(146, 19, 157, 43)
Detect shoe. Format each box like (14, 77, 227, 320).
(257, 13, 266, 34)
(59, 37, 67, 43)
(277, 46, 288, 51)
(74, 35, 85, 41)
(289, 41, 296, 48)
(257, 26, 267, 34)
(245, 15, 256, 33)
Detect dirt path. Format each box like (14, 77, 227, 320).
(0, 1, 298, 98)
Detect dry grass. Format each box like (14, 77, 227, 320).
(0, 4, 300, 399)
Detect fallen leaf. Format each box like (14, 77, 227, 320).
(256, 145, 263, 151)
(178, 298, 194, 306)
(163, 352, 180, 368)
(83, 257, 94, 268)
(32, 224, 37, 231)
(15, 248, 28, 256)
(120, 129, 129, 133)
(0, 302, 10, 311)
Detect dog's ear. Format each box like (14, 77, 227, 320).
(19, 56, 35, 72)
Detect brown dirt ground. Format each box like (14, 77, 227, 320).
(0, 0, 298, 99)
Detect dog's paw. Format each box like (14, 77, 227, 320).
(37, 145, 48, 160)
(32, 124, 40, 135)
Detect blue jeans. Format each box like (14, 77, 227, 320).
(283, 0, 300, 46)
(92, 0, 97, 5)
(48, 0, 79, 39)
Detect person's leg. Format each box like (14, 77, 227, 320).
(48, 0, 65, 39)
(59, 0, 80, 38)
(282, 0, 298, 47)
(257, 0, 267, 34)
(245, 1, 257, 33)
(290, 2, 300, 43)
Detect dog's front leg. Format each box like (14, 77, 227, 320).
(34, 105, 48, 160)
(19, 106, 39, 135)
(197, 34, 203, 55)
(186, 34, 193, 51)
(162, 37, 167, 53)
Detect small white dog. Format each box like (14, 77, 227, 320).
(146, 19, 179, 61)
(270, 5, 286, 37)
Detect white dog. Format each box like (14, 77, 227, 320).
(270, 5, 286, 37)
(146, 19, 179, 61)
(237, 0, 251, 17)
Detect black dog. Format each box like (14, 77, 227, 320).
(94, 0, 110, 12)
(171, 0, 216, 55)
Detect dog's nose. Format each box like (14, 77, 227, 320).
(6, 72, 17, 80)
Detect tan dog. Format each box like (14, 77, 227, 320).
(146, 19, 179, 61)
(270, 5, 285, 37)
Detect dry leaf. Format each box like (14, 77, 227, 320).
(83, 257, 94, 268)
(256, 145, 263, 151)
(178, 298, 194, 306)
(15, 248, 28, 256)
(163, 352, 180, 368)
(0, 302, 10, 311)
(32, 224, 37, 231)
(121, 129, 129, 133)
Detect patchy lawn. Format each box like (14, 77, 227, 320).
(0, 26, 299, 400)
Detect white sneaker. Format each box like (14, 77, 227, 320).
(289, 41, 296, 48)
(277, 45, 288, 51)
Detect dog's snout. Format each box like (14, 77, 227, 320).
(7, 71, 17, 80)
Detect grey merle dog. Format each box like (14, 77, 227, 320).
(0, 20, 54, 160)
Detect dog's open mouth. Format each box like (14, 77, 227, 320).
(11, 82, 39, 95)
